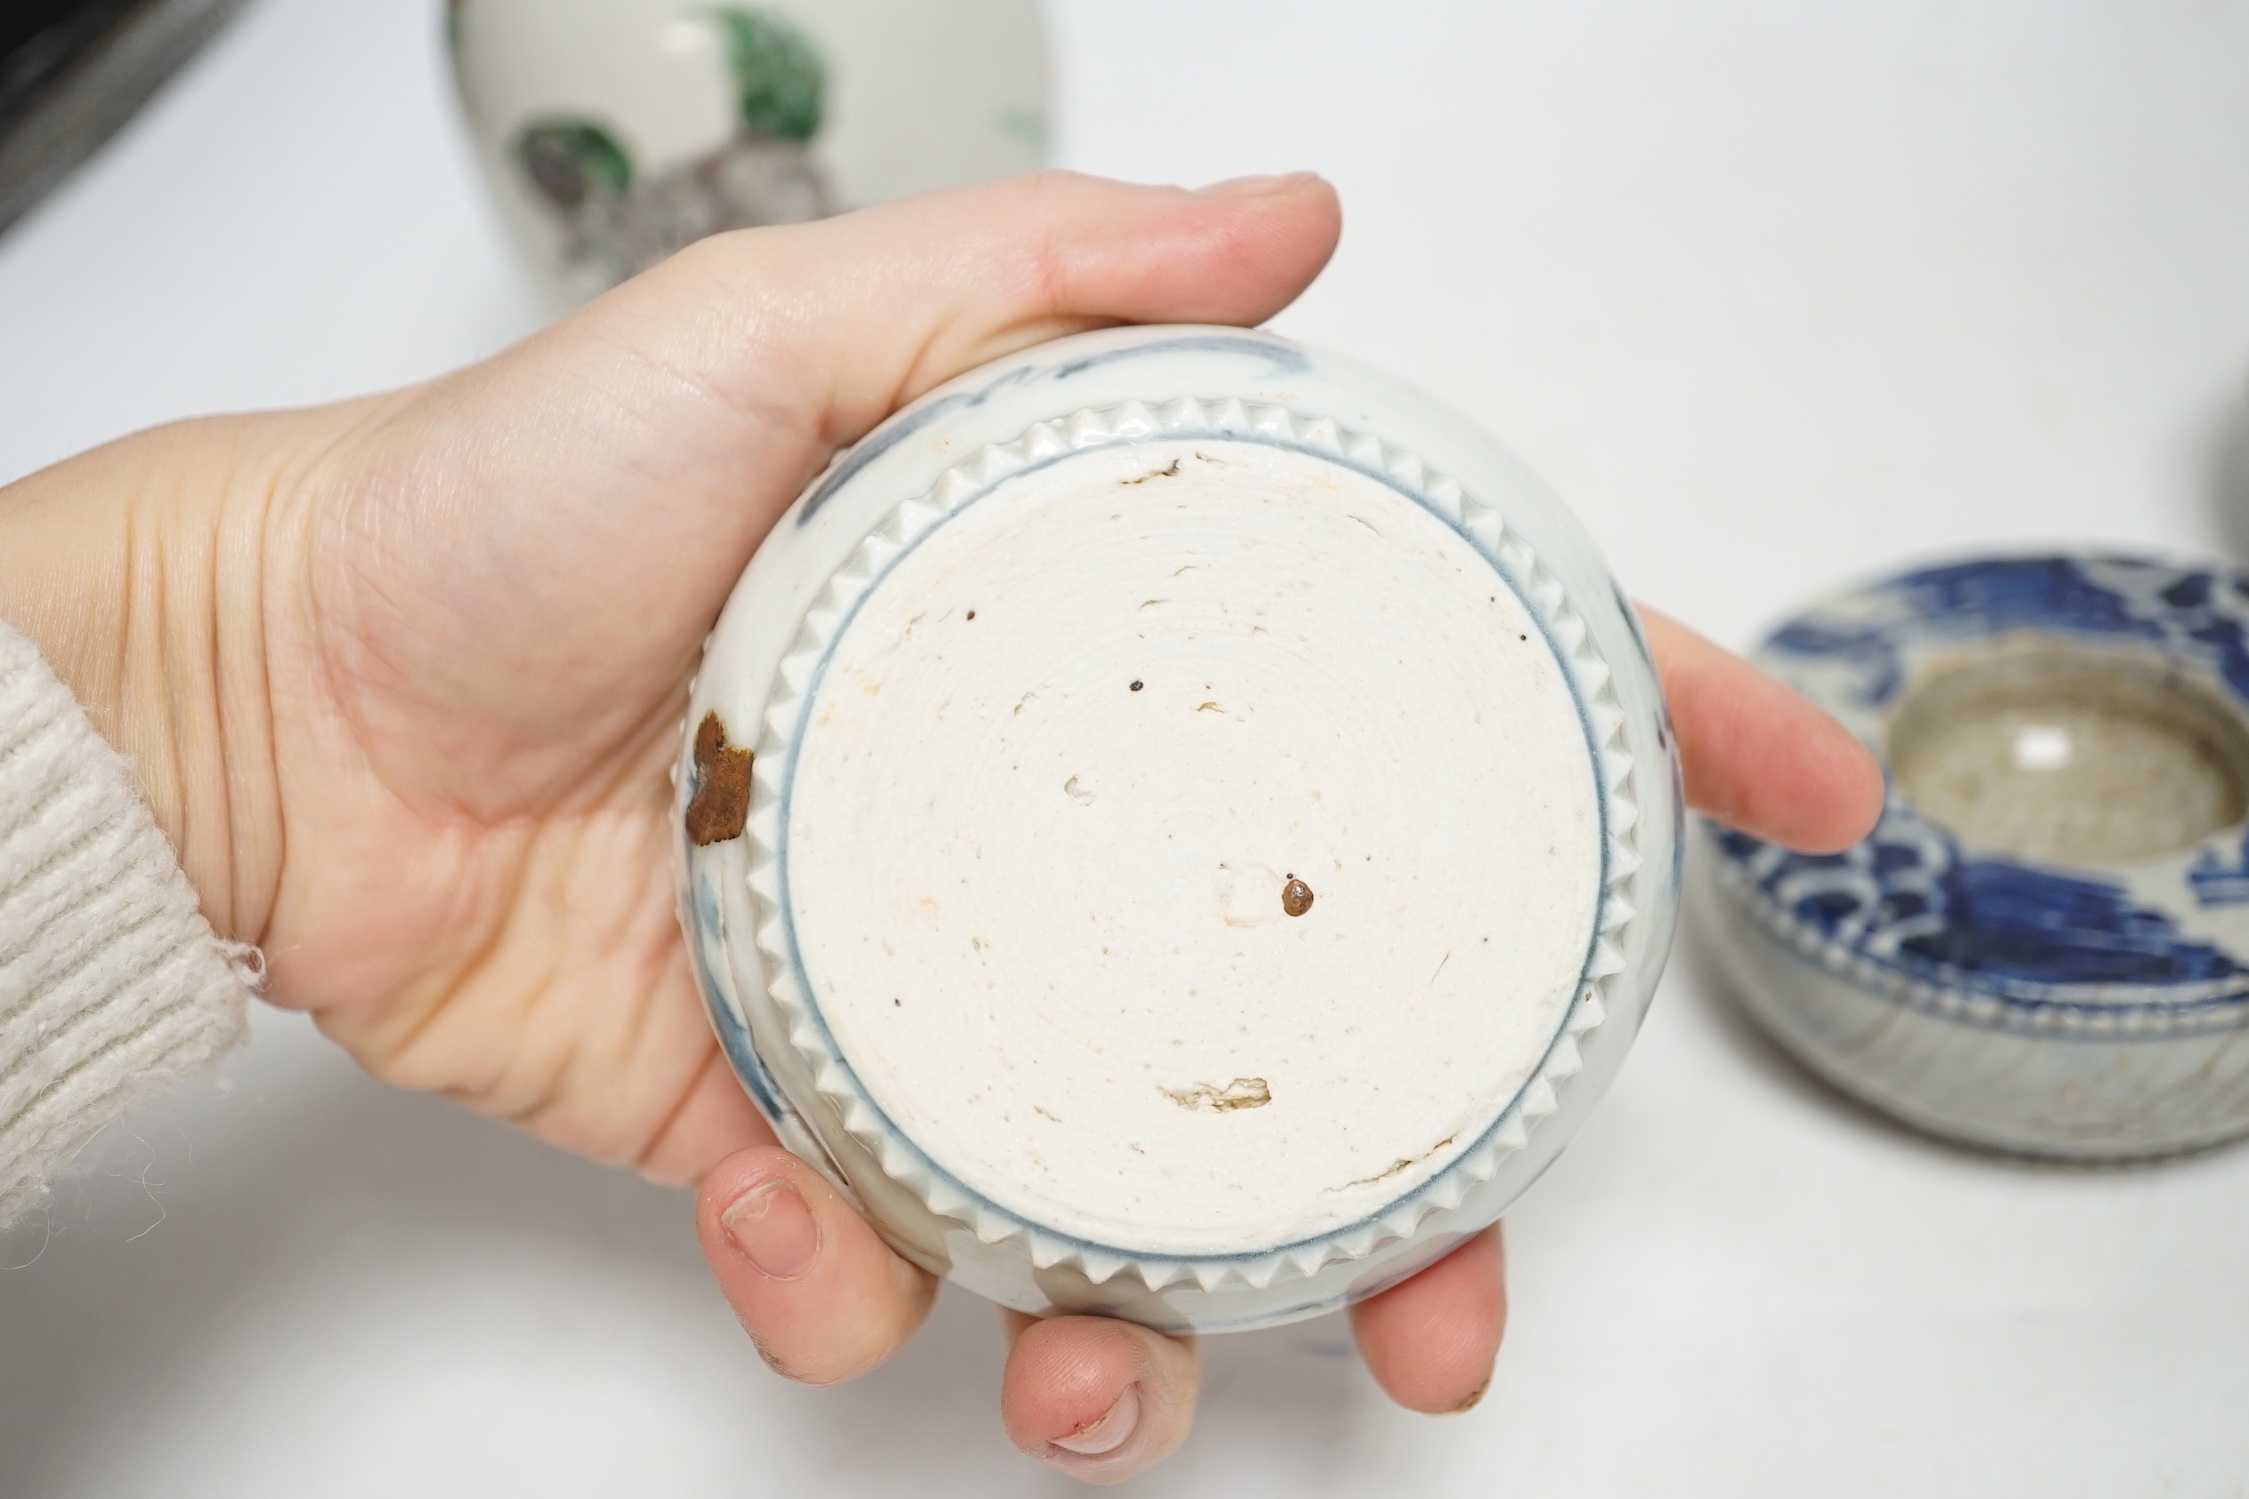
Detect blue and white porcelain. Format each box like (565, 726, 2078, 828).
(673, 324, 1682, 1332)
(1707, 554, 2249, 1159)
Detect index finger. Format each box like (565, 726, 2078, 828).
(1641, 605, 1884, 854)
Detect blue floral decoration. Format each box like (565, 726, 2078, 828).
(1712, 554, 2249, 1036)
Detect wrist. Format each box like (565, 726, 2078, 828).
(0, 414, 297, 944)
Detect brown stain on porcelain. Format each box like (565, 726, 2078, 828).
(686, 711, 754, 845)
(1121, 457, 1183, 485)
(1336, 1133, 1458, 1191)
(1163, 1077, 1272, 1112)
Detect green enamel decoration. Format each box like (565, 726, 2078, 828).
(516, 119, 634, 208)
(710, 7, 825, 142)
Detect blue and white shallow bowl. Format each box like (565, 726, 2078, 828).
(675, 324, 1682, 1332)
(1708, 554, 2249, 1159)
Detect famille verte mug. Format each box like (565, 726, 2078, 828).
(448, 0, 1048, 305)
(674, 325, 1683, 1332)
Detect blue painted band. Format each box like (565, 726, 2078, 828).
(1716, 554, 2249, 1035)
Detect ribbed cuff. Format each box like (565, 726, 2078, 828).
(0, 622, 254, 1222)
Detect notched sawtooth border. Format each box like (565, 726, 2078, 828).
(726, 397, 1647, 1294)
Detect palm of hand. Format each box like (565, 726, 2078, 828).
(262, 302, 834, 1182)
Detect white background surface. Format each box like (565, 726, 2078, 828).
(2, 1, 2245, 1494)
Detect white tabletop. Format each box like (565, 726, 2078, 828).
(3, 2, 2246, 1494)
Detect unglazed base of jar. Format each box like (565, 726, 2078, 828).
(678, 325, 1682, 1331)
(788, 438, 1601, 1254)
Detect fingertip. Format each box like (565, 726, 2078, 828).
(1348, 1226, 1506, 1414)
(1129, 169, 1343, 322)
(1694, 652, 1885, 853)
(1001, 1313, 1200, 1482)
(1192, 170, 1326, 200)
(1784, 705, 1887, 853)
(1189, 169, 1342, 258)
(1641, 606, 1887, 854)
(999, 1314, 1135, 1456)
(923, 168, 1341, 364)
(695, 1146, 934, 1386)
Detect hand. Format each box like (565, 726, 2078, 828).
(0, 171, 1881, 1483)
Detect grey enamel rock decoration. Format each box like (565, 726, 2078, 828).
(450, 0, 1048, 306)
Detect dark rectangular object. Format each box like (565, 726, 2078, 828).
(0, 0, 250, 234)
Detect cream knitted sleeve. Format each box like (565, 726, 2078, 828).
(0, 621, 254, 1222)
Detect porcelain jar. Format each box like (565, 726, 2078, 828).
(675, 325, 1682, 1332)
(448, 0, 1047, 305)
(1704, 553, 2249, 1159)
